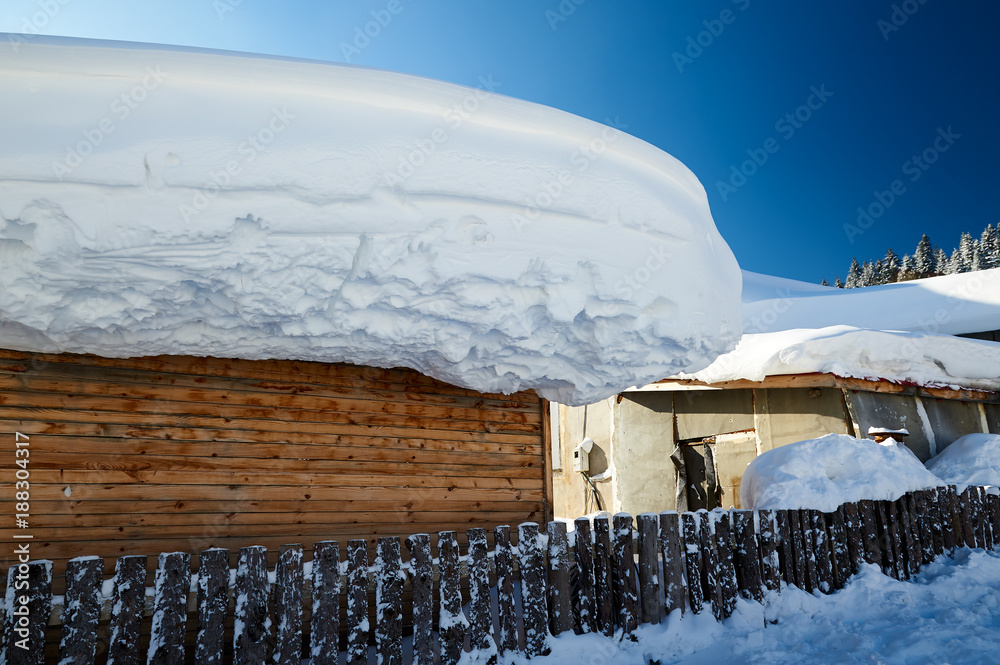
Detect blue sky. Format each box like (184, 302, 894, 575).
(3, 0, 998, 283)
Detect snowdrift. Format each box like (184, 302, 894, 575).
(741, 433, 945, 511)
(926, 433, 1000, 491)
(0, 36, 742, 405)
(682, 325, 1000, 391)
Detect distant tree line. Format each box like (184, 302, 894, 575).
(825, 223, 1000, 288)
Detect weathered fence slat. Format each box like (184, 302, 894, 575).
(8, 560, 51, 665)
(309, 541, 340, 665)
(987, 493, 1000, 549)
(857, 500, 882, 566)
(925, 489, 945, 557)
(574, 517, 596, 632)
(699, 511, 722, 619)
(234, 546, 270, 665)
(376, 537, 403, 665)
(106, 555, 147, 665)
(658, 511, 687, 614)
(439, 531, 466, 665)
(58, 556, 103, 665)
(973, 487, 988, 550)
(799, 510, 820, 593)
(547, 521, 573, 635)
(774, 509, 795, 587)
(841, 502, 864, 575)
(827, 509, 850, 590)
(274, 544, 304, 665)
(681, 512, 704, 614)
(345, 539, 369, 665)
(194, 549, 229, 665)
(466, 528, 495, 662)
(978, 488, 994, 550)
(809, 511, 833, 593)
(897, 497, 920, 577)
(913, 491, 934, 564)
(757, 510, 782, 593)
(637, 513, 661, 624)
(519, 522, 550, 657)
(613, 513, 640, 637)
(148, 551, 191, 665)
(942, 486, 959, 552)
(406, 534, 434, 665)
(873, 501, 897, 577)
(593, 515, 615, 634)
(733, 510, 763, 602)
(492, 526, 518, 656)
(712, 510, 739, 619)
(959, 487, 977, 549)
(788, 510, 808, 590)
(885, 500, 907, 579)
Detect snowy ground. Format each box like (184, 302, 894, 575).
(529, 549, 1000, 665)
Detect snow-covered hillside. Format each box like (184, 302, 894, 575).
(0, 36, 741, 405)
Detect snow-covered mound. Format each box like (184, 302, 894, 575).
(741, 433, 945, 511)
(683, 325, 1000, 391)
(0, 36, 741, 405)
(742, 268, 1000, 336)
(926, 433, 1000, 491)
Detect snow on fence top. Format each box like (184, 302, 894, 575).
(0, 36, 741, 405)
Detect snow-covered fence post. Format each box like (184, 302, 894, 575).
(886, 501, 908, 579)
(636, 513, 661, 624)
(274, 544, 304, 665)
(698, 511, 718, 615)
(856, 500, 882, 566)
(405, 534, 433, 665)
(106, 554, 147, 665)
(941, 486, 959, 552)
(732, 510, 763, 602)
(546, 522, 572, 636)
(518, 522, 550, 657)
(58, 556, 102, 664)
(923, 489, 945, 557)
(798, 510, 819, 593)
(959, 487, 977, 549)
(681, 512, 704, 614)
(840, 503, 863, 577)
(904, 495, 924, 575)
(310, 541, 340, 665)
(709, 510, 738, 619)
(345, 540, 370, 665)
(774, 510, 795, 587)
(612, 513, 639, 637)
(234, 545, 270, 665)
(574, 517, 596, 633)
(658, 511, 687, 614)
(826, 508, 851, 590)
(438, 530, 467, 665)
(871, 501, 894, 576)
(913, 491, 935, 564)
(593, 515, 615, 635)
(757, 510, 781, 593)
(809, 511, 833, 593)
(7, 559, 51, 665)
(465, 528, 496, 664)
(195, 549, 229, 665)
(973, 487, 988, 550)
(787, 510, 807, 590)
(492, 526, 518, 656)
(375, 537, 403, 665)
(987, 493, 1000, 549)
(148, 552, 190, 665)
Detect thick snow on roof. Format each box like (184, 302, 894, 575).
(740, 433, 945, 511)
(743, 268, 1000, 336)
(683, 325, 1000, 391)
(926, 433, 1000, 491)
(0, 36, 741, 405)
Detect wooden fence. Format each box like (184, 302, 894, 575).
(3, 485, 999, 664)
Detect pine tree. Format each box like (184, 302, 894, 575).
(834, 277, 844, 288)
(881, 248, 900, 283)
(845, 258, 861, 288)
(934, 247, 948, 275)
(899, 253, 913, 280)
(958, 232, 976, 272)
(981, 224, 1000, 269)
(971, 245, 984, 271)
(944, 248, 961, 275)
(913, 234, 934, 277)
(860, 260, 876, 286)
(820, 278, 829, 286)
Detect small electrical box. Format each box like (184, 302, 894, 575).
(573, 437, 594, 473)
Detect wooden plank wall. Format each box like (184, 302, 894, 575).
(0, 348, 546, 589)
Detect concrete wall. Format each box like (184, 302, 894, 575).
(755, 387, 851, 452)
(611, 392, 676, 516)
(551, 399, 613, 519)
